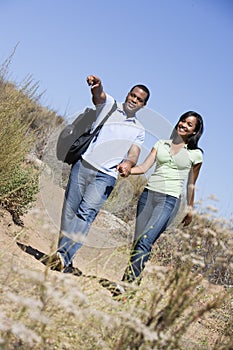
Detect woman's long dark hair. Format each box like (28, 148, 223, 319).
(170, 111, 204, 150)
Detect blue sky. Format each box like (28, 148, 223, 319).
(1, 0, 233, 219)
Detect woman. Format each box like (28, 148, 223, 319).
(119, 111, 204, 285)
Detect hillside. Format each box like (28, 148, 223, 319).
(0, 171, 232, 350)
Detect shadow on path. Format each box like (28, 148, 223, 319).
(16, 241, 83, 276)
(16, 241, 47, 262)
(16, 241, 125, 298)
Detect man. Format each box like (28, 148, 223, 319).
(50, 74, 150, 273)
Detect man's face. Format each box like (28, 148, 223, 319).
(124, 87, 147, 116)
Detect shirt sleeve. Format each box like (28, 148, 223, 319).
(192, 149, 203, 165)
(153, 139, 163, 151)
(134, 127, 145, 148)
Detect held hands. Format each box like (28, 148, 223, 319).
(116, 161, 133, 177)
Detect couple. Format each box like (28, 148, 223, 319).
(50, 74, 204, 289)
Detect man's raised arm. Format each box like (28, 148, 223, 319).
(86, 75, 106, 106)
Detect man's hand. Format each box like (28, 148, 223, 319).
(116, 160, 133, 177)
(86, 75, 101, 89)
(86, 75, 106, 105)
(117, 145, 140, 177)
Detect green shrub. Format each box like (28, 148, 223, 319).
(0, 55, 61, 221)
(0, 164, 39, 217)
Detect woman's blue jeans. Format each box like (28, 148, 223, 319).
(58, 159, 116, 267)
(122, 188, 180, 283)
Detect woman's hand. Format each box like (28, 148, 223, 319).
(182, 211, 192, 226)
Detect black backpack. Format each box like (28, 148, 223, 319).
(56, 101, 117, 165)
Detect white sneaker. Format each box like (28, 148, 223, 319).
(49, 252, 65, 271)
(115, 284, 126, 294)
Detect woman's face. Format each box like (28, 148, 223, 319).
(177, 116, 197, 139)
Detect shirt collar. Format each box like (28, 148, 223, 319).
(164, 139, 188, 149)
(117, 102, 136, 122)
(164, 140, 172, 146)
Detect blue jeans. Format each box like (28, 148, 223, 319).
(58, 159, 116, 267)
(122, 188, 180, 283)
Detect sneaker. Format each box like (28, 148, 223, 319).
(63, 265, 82, 276)
(49, 252, 65, 272)
(113, 283, 127, 296)
(99, 279, 126, 297)
(111, 283, 127, 297)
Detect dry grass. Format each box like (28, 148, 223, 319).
(0, 55, 62, 222)
(0, 206, 232, 350)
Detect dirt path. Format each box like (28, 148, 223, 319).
(1, 171, 134, 282)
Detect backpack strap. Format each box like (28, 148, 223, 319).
(92, 100, 117, 134)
